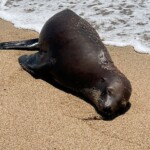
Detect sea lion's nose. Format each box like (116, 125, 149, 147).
(103, 106, 112, 114)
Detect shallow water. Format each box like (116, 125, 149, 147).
(0, 0, 150, 54)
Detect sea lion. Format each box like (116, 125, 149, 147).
(0, 9, 132, 119)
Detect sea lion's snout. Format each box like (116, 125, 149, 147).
(103, 105, 112, 115)
(98, 97, 130, 120)
(98, 100, 117, 118)
(101, 106, 113, 118)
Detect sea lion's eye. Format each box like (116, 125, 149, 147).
(101, 91, 106, 96)
(100, 77, 105, 82)
(107, 88, 113, 95)
(107, 89, 111, 95)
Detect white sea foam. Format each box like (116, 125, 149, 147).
(0, 0, 150, 54)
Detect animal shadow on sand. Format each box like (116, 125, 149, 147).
(28, 70, 131, 121)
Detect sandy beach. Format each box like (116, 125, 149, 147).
(0, 19, 150, 150)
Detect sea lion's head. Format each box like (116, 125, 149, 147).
(82, 73, 132, 119)
(97, 75, 132, 119)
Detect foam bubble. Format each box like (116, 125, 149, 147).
(0, 0, 150, 54)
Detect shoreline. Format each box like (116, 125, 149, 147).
(1, 18, 149, 55)
(0, 18, 150, 150)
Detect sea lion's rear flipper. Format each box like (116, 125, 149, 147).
(0, 38, 39, 50)
(18, 52, 56, 76)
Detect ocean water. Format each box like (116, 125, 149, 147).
(0, 0, 150, 54)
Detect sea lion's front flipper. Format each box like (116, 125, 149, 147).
(18, 52, 56, 75)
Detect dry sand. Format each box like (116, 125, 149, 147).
(0, 19, 150, 150)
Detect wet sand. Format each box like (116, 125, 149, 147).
(0, 19, 150, 150)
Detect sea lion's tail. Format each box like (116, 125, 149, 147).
(0, 38, 39, 51)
